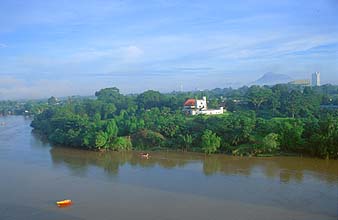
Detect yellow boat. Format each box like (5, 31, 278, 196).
(56, 199, 72, 207)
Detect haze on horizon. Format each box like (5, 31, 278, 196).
(0, 0, 337, 100)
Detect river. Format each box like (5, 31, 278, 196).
(0, 116, 337, 220)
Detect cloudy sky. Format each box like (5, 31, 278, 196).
(0, 0, 337, 99)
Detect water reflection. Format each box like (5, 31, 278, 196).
(50, 148, 190, 175)
(49, 147, 338, 184)
(31, 130, 50, 146)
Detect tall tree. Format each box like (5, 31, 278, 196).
(48, 96, 58, 105)
(106, 119, 118, 142)
(247, 86, 272, 111)
(286, 90, 303, 118)
(201, 129, 221, 154)
(180, 134, 193, 151)
(136, 90, 163, 109)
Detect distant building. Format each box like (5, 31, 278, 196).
(312, 72, 320, 86)
(183, 96, 224, 115)
(288, 79, 310, 86)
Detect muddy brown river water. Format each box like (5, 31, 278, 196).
(0, 116, 337, 220)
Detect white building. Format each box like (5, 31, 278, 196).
(312, 72, 320, 86)
(183, 96, 224, 115)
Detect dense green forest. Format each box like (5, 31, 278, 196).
(4, 84, 338, 158)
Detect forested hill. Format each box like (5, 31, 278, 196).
(25, 84, 338, 159)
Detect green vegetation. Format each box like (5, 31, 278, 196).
(6, 84, 337, 159)
(201, 130, 221, 154)
(0, 100, 48, 116)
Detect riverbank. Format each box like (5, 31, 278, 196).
(33, 129, 331, 160)
(32, 123, 333, 159)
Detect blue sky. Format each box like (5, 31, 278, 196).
(0, 0, 337, 99)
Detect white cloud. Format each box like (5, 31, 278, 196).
(68, 49, 115, 63)
(122, 45, 144, 61)
(0, 43, 7, 48)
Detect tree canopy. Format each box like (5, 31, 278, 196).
(15, 84, 338, 159)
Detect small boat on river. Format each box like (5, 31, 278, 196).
(140, 153, 150, 159)
(56, 199, 72, 207)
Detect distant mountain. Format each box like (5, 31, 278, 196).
(250, 72, 293, 86)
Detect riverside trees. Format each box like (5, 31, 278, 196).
(29, 85, 338, 159)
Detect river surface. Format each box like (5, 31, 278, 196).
(0, 116, 337, 220)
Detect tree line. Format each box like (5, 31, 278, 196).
(19, 84, 338, 159)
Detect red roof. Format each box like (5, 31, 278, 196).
(184, 98, 196, 106)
